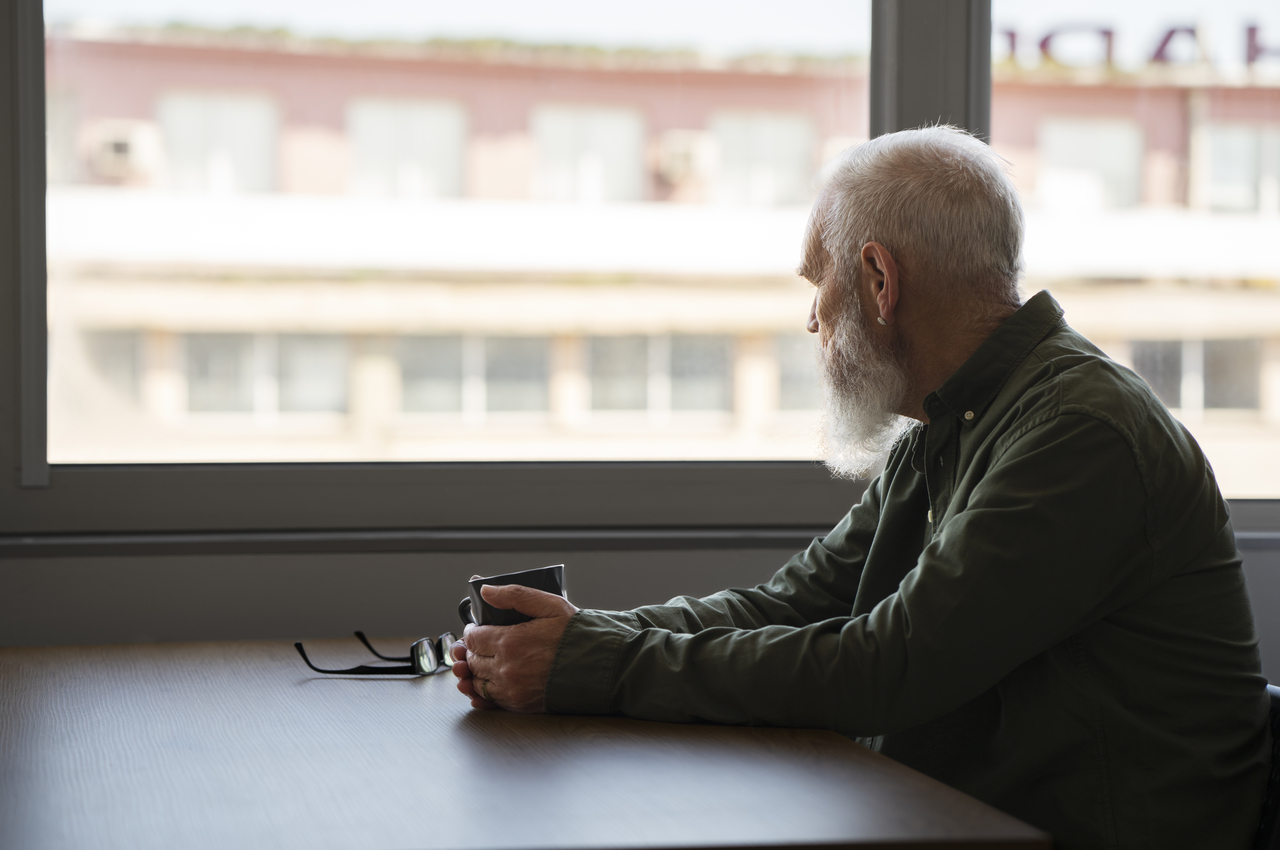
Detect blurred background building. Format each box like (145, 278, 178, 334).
(42, 6, 1280, 496)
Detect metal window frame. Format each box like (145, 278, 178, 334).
(5, 0, 1277, 554)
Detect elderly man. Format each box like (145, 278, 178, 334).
(452, 126, 1269, 848)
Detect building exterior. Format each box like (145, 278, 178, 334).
(43, 26, 1280, 496)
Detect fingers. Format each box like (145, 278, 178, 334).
(479, 584, 578, 619)
(455, 672, 496, 709)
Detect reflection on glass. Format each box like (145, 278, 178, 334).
(992, 0, 1280, 497)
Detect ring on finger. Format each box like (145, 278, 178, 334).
(479, 678, 491, 701)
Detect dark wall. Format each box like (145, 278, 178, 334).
(0, 548, 793, 646)
(4, 547, 1278, 686)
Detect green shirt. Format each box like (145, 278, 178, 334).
(544, 291, 1269, 850)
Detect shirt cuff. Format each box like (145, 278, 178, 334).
(544, 609, 641, 715)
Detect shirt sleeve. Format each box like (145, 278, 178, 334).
(544, 413, 1159, 736)
(542, 469, 887, 713)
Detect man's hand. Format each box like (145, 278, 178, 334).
(450, 581, 578, 713)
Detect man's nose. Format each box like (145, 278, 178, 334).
(807, 294, 820, 334)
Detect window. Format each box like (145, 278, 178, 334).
(1204, 339, 1261, 411)
(589, 336, 648, 411)
(15, 1, 1278, 551)
(186, 333, 254, 413)
(671, 335, 733, 412)
(158, 94, 277, 194)
(1037, 118, 1143, 210)
(1208, 125, 1280, 213)
(43, 5, 865, 465)
(399, 336, 463, 413)
(531, 106, 646, 203)
(485, 337, 549, 412)
(83, 330, 142, 403)
(1132, 340, 1182, 409)
(279, 335, 347, 414)
(777, 333, 821, 410)
(710, 112, 817, 206)
(348, 99, 466, 199)
(993, 0, 1280, 496)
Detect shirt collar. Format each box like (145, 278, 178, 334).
(923, 290, 1065, 423)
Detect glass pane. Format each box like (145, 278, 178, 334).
(399, 336, 463, 412)
(590, 336, 648, 410)
(279, 335, 347, 413)
(992, 0, 1280, 497)
(186, 334, 254, 413)
(485, 337, 548, 412)
(1132, 340, 1182, 409)
(45, 0, 867, 462)
(1205, 339, 1261, 410)
(778, 333, 821, 410)
(671, 335, 733, 411)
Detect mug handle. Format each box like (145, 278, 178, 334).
(458, 596, 475, 628)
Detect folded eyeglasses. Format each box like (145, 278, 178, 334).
(295, 631, 458, 676)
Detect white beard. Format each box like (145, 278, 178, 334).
(818, 291, 914, 479)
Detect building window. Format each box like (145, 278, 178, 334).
(1208, 125, 1280, 214)
(1131, 339, 1261, 413)
(589, 336, 649, 411)
(83, 330, 142, 403)
(1204, 339, 1261, 410)
(347, 99, 467, 199)
(1132, 340, 1182, 409)
(278, 335, 348, 414)
(157, 93, 278, 193)
(485, 337, 550, 412)
(186, 333, 255, 412)
(531, 106, 645, 202)
(399, 336, 464, 413)
(1038, 118, 1143, 209)
(777, 333, 821, 410)
(671, 335, 733, 411)
(710, 112, 816, 206)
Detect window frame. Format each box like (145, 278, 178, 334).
(6, 0, 1274, 554)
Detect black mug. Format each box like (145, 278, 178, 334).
(458, 564, 566, 628)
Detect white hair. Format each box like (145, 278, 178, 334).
(803, 125, 1024, 314)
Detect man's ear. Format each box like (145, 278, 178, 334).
(860, 242, 899, 325)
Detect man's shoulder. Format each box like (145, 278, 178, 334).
(1006, 324, 1173, 450)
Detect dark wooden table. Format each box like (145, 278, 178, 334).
(0, 639, 1049, 850)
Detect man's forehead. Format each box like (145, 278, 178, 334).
(799, 239, 833, 283)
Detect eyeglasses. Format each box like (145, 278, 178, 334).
(294, 630, 457, 676)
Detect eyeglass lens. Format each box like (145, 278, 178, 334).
(296, 631, 458, 676)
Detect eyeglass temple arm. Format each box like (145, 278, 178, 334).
(353, 631, 411, 662)
(294, 642, 416, 676)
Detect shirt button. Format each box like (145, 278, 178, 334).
(928, 510, 934, 523)
(964, 411, 975, 421)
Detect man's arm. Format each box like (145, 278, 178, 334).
(544, 413, 1166, 733)
(454, 458, 893, 712)
(590, 475, 888, 635)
